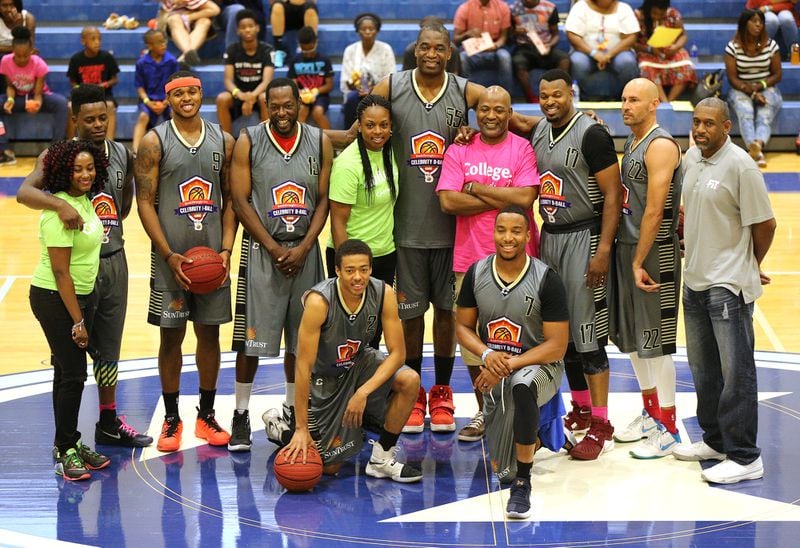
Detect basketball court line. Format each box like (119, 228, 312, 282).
(754, 302, 786, 353)
(0, 276, 15, 305)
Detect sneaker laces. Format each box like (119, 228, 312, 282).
(76, 441, 103, 460)
(370, 439, 398, 465)
(466, 412, 484, 430)
(62, 449, 84, 469)
(162, 416, 180, 438)
(117, 415, 140, 438)
(199, 411, 224, 433)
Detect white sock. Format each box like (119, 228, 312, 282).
(284, 382, 295, 408)
(235, 381, 253, 412)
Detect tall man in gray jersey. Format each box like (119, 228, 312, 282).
(611, 78, 683, 459)
(672, 98, 776, 485)
(230, 77, 331, 452)
(531, 69, 622, 461)
(17, 84, 152, 448)
(135, 71, 237, 453)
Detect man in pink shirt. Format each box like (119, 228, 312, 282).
(454, 0, 513, 91)
(437, 85, 539, 442)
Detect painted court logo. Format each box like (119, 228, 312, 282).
(409, 130, 446, 183)
(92, 192, 119, 244)
(270, 181, 308, 233)
(538, 170, 571, 224)
(486, 317, 523, 355)
(335, 339, 361, 369)
(175, 177, 218, 231)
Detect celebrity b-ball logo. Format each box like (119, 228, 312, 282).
(176, 177, 217, 231)
(538, 170, 571, 224)
(270, 181, 308, 233)
(409, 130, 446, 183)
(486, 317, 523, 355)
(92, 192, 119, 244)
(335, 339, 362, 369)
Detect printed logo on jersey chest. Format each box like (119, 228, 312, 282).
(409, 130, 446, 183)
(175, 177, 218, 230)
(269, 181, 309, 233)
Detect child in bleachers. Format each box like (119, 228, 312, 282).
(288, 25, 333, 129)
(67, 26, 120, 138)
(0, 26, 67, 166)
(216, 8, 273, 134)
(132, 29, 179, 153)
(159, 0, 220, 67)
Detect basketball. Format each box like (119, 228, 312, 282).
(180, 246, 226, 294)
(273, 446, 323, 492)
(419, 140, 439, 154)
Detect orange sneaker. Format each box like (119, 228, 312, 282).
(157, 414, 183, 452)
(195, 408, 231, 446)
(428, 384, 455, 432)
(402, 386, 427, 434)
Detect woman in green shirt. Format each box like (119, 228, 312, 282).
(327, 94, 398, 347)
(29, 139, 110, 481)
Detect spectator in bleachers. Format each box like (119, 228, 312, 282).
(453, 0, 514, 92)
(288, 26, 333, 129)
(725, 8, 783, 167)
(566, 0, 640, 100)
(402, 16, 462, 75)
(340, 13, 396, 130)
(269, 0, 318, 56)
(132, 30, 179, 153)
(0, 27, 67, 166)
(510, 0, 570, 103)
(215, 1, 267, 49)
(216, 8, 273, 134)
(745, 1, 798, 58)
(633, 0, 696, 103)
(160, 0, 221, 67)
(67, 27, 120, 139)
(0, 0, 34, 55)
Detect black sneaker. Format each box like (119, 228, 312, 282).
(506, 478, 532, 519)
(0, 151, 16, 166)
(95, 416, 154, 447)
(55, 448, 91, 481)
(228, 409, 252, 452)
(76, 441, 110, 470)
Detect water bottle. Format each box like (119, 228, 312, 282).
(572, 80, 580, 103)
(690, 43, 699, 60)
(791, 43, 800, 65)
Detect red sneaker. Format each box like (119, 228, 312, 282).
(157, 414, 183, 453)
(428, 384, 455, 432)
(570, 417, 615, 461)
(564, 400, 592, 433)
(195, 408, 231, 446)
(402, 386, 427, 434)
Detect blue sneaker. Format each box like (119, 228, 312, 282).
(506, 478, 532, 519)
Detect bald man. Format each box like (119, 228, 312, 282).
(610, 78, 683, 458)
(436, 85, 540, 441)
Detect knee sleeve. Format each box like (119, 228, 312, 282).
(93, 359, 119, 388)
(512, 384, 540, 446)
(564, 344, 588, 390)
(581, 347, 609, 375)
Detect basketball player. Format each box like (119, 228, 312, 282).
(611, 78, 682, 459)
(228, 77, 331, 452)
(134, 71, 237, 453)
(456, 206, 568, 518)
(17, 84, 152, 448)
(275, 239, 423, 484)
(436, 85, 539, 442)
(531, 69, 622, 461)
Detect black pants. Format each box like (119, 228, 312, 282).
(30, 286, 97, 452)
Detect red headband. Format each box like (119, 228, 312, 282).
(165, 77, 202, 94)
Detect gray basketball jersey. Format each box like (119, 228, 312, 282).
(471, 255, 552, 353)
(152, 119, 226, 290)
(531, 113, 603, 227)
(305, 277, 384, 377)
(618, 125, 682, 245)
(390, 70, 467, 248)
(246, 122, 322, 241)
(91, 140, 128, 255)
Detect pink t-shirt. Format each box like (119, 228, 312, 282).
(437, 132, 540, 272)
(0, 54, 50, 95)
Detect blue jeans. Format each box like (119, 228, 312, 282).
(682, 286, 760, 465)
(764, 10, 799, 51)
(570, 50, 639, 99)
(728, 87, 783, 147)
(460, 48, 513, 92)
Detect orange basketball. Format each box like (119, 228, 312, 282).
(273, 446, 323, 492)
(180, 246, 226, 294)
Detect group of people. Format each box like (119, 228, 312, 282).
(19, 13, 778, 523)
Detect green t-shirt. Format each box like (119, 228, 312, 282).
(327, 141, 399, 257)
(31, 191, 103, 295)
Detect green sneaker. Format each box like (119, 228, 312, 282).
(55, 448, 90, 481)
(76, 441, 110, 470)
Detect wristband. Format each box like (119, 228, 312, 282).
(220, 248, 231, 254)
(232, 88, 240, 97)
(165, 250, 175, 261)
(760, 79, 768, 90)
(590, 48, 598, 57)
(4, 97, 13, 104)
(481, 348, 494, 363)
(143, 97, 151, 105)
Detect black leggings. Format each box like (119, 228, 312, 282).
(513, 383, 540, 446)
(30, 286, 97, 452)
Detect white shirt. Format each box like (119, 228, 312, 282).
(565, 0, 640, 52)
(339, 39, 396, 95)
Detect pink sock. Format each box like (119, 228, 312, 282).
(572, 389, 592, 408)
(99, 403, 116, 411)
(592, 406, 608, 421)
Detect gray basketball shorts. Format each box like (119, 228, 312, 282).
(540, 228, 608, 352)
(232, 233, 324, 357)
(484, 361, 564, 483)
(91, 250, 128, 361)
(147, 284, 232, 327)
(308, 347, 401, 465)
(610, 239, 680, 358)
(395, 246, 455, 320)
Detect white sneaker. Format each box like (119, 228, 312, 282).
(672, 440, 726, 462)
(630, 424, 681, 459)
(365, 440, 422, 483)
(701, 457, 764, 484)
(614, 409, 658, 443)
(262, 408, 291, 447)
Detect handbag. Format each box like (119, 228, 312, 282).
(690, 70, 724, 106)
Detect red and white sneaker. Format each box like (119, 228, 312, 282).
(564, 400, 592, 433)
(570, 417, 615, 460)
(428, 384, 455, 432)
(402, 386, 427, 434)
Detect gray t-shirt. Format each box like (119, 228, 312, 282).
(682, 138, 774, 303)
